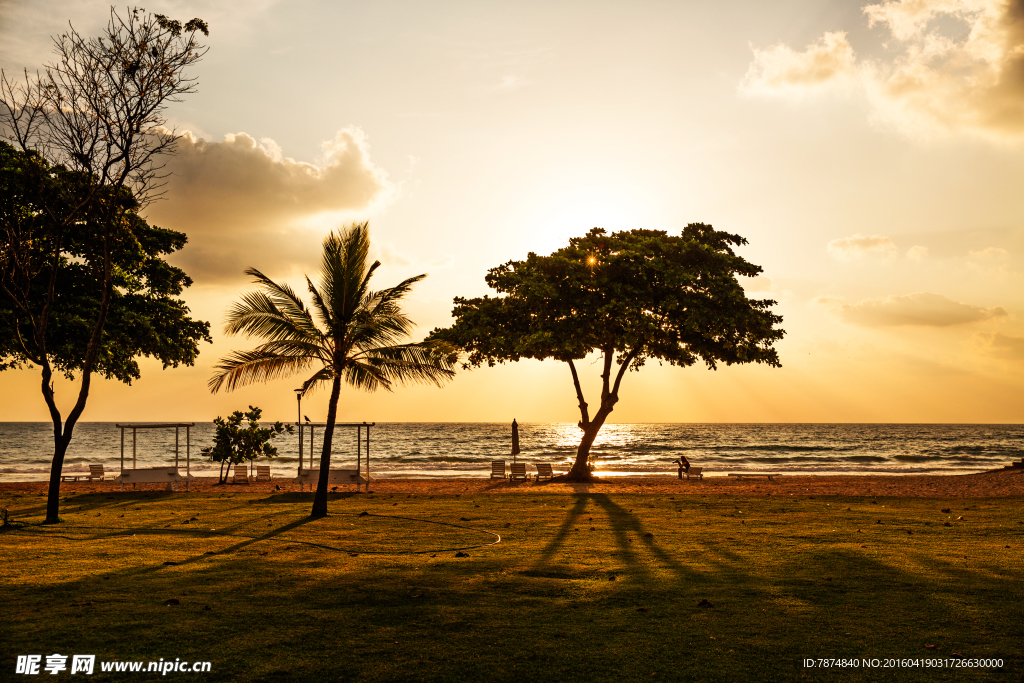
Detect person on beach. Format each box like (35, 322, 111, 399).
(673, 455, 691, 479)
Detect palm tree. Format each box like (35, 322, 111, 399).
(209, 222, 457, 517)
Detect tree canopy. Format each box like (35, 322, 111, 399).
(0, 7, 209, 523)
(0, 142, 210, 382)
(0, 141, 210, 519)
(201, 406, 292, 484)
(431, 225, 785, 480)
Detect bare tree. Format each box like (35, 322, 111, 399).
(0, 8, 209, 523)
(2, 7, 208, 206)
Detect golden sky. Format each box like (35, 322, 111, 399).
(2, 0, 1023, 424)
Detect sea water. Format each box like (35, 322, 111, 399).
(1, 422, 1021, 482)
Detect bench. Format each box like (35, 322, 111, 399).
(61, 464, 107, 483)
(294, 469, 365, 491)
(255, 465, 272, 482)
(685, 466, 703, 481)
(509, 463, 528, 481)
(727, 473, 782, 481)
(232, 465, 250, 484)
(535, 463, 555, 481)
(490, 460, 506, 480)
(115, 467, 192, 491)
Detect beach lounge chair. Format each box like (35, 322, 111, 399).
(535, 463, 555, 481)
(256, 465, 272, 482)
(685, 466, 703, 481)
(232, 465, 250, 484)
(490, 460, 506, 480)
(510, 463, 528, 481)
(87, 464, 106, 482)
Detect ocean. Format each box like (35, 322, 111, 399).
(1, 422, 1021, 482)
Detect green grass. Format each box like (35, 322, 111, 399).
(1, 489, 1022, 682)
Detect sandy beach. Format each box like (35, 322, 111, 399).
(4, 467, 1023, 498)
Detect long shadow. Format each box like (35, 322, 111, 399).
(250, 491, 362, 504)
(590, 494, 704, 581)
(534, 494, 589, 566)
(531, 493, 755, 587)
(179, 515, 321, 562)
(51, 514, 324, 576)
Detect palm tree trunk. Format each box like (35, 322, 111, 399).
(311, 374, 343, 517)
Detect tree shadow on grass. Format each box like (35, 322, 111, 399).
(530, 493, 736, 586)
(3, 490, 186, 523)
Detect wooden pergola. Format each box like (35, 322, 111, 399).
(114, 423, 195, 491)
(296, 422, 375, 490)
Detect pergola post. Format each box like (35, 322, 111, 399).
(114, 423, 196, 493)
(186, 424, 191, 492)
(292, 422, 375, 491)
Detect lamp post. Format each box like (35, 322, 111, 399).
(295, 389, 303, 472)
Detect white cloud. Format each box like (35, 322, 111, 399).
(741, 31, 858, 95)
(835, 291, 1007, 326)
(146, 128, 393, 284)
(743, 0, 1024, 141)
(827, 234, 898, 260)
(907, 245, 929, 260)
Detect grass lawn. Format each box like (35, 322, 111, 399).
(1, 487, 1022, 682)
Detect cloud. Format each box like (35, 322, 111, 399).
(968, 246, 1010, 260)
(146, 128, 393, 283)
(742, 31, 858, 94)
(907, 245, 929, 260)
(978, 331, 1024, 359)
(836, 291, 1007, 326)
(743, 0, 1024, 141)
(827, 234, 898, 260)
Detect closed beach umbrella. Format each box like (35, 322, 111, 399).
(511, 419, 520, 463)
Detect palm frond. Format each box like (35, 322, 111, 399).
(341, 358, 390, 392)
(321, 222, 377, 327)
(351, 342, 458, 390)
(208, 347, 315, 393)
(300, 366, 335, 396)
(306, 276, 334, 331)
(244, 268, 322, 338)
(222, 291, 318, 343)
(210, 221, 456, 402)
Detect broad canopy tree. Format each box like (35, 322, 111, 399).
(0, 8, 209, 523)
(0, 141, 211, 506)
(430, 225, 785, 481)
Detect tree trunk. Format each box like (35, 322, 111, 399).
(45, 427, 74, 523)
(564, 348, 638, 482)
(566, 401, 616, 481)
(311, 374, 343, 518)
(42, 219, 113, 523)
